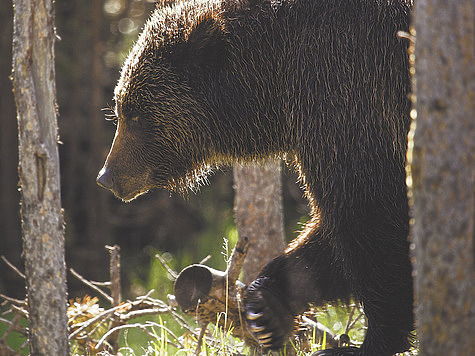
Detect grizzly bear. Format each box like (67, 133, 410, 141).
(97, 0, 414, 354)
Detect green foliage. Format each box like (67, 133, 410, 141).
(0, 312, 29, 355)
(315, 303, 366, 347)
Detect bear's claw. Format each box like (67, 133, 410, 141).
(246, 311, 263, 320)
(244, 277, 294, 350)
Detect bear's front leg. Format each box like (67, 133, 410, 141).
(244, 237, 351, 351)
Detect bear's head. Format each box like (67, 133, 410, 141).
(97, 0, 225, 201)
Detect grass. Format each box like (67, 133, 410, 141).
(1, 241, 419, 356)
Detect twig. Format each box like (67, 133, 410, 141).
(195, 322, 208, 356)
(106, 245, 121, 307)
(69, 289, 157, 340)
(0, 314, 22, 342)
(1, 256, 25, 280)
(106, 245, 122, 352)
(91, 281, 111, 287)
(225, 236, 249, 283)
(69, 303, 125, 339)
(155, 253, 178, 280)
(10, 305, 27, 318)
(199, 255, 211, 265)
(75, 313, 110, 342)
(169, 308, 200, 336)
(344, 305, 356, 335)
(346, 309, 365, 331)
(137, 289, 155, 301)
(0, 294, 26, 308)
(119, 307, 170, 321)
(70, 268, 113, 304)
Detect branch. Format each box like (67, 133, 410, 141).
(0, 295, 26, 308)
(69, 268, 113, 303)
(0, 256, 25, 280)
(155, 253, 178, 280)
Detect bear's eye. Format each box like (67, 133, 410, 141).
(129, 116, 140, 126)
(128, 115, 144, 129)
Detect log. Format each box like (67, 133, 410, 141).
(173, 236, 259, 346)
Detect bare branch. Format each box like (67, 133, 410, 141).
(106, 245, 121, 307)
(10, 305, 28, 319)
(91, 281, 111, 287)
(0, 315, 22, 343)
(0, 295, 26, 308)
(199, 255, 211, 265)
(195, 322, 208, 356)
(69, 268, 113, 304)
(105, 244, 122, 351)
(69, 304, 124, 340)
(155, 253, 178, 280)
(0, 256, 25, 280)
(119, 308, 170, 322)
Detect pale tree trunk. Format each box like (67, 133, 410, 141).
(233, 160, 285, 284)
(409, 1, 474, 355)
(12, 1, 69, 355)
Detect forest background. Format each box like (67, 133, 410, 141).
(0, 0, 309, 304)
(1, 0, 473, 355)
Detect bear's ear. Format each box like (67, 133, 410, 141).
(180, 17, 226, 68)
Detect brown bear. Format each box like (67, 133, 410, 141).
(97, 0, 414, 355)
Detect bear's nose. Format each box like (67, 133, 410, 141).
(97, 167, 113, 190)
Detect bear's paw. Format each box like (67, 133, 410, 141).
(244, 277, 294, 350)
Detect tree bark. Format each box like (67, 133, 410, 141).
(233, 160, 286, 284)
(12, 1, 69, 355)
(409, 1, 474, 355)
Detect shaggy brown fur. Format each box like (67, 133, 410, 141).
(98, 1, 414, 354)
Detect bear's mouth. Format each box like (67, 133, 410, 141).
(97, 168, 154, 202)
(118, 188, 150, 202)
(111, 178, 153, 202)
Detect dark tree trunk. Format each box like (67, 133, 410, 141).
(233, 160, 285, 284)
(12, 1, 69, 354)
(410, 1, 474, 354)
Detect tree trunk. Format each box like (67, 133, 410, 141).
(409, 1, 474, 355)
(233, 160, 285, 284)
(12, 1, 69, 355)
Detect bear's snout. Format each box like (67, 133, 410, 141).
(97, 166, 113, 191)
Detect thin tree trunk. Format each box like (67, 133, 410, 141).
(12, 1, 69, 355)
(409, 1, 474, 355)
(233, 160, 285, 284)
